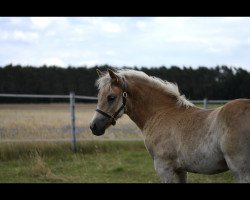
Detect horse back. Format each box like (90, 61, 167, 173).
(219, 99, 250, 130)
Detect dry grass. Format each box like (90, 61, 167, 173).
(31, 154, 52, 177)
(0, 103, 142, 142)
(30, 153, 69, 182)
(0, 103, 224, 142)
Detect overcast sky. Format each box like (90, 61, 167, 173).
(1, 17, 250, 71)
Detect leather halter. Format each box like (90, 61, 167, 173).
(95, 78, 127, 126)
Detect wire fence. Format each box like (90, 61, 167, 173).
(0, 92, 96, 152)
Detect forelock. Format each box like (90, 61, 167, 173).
(95, 74, 112, 90)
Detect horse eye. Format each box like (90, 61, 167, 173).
(107, 95, 116, 102)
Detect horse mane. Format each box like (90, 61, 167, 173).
(96, 69, 194, 108)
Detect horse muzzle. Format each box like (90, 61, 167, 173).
(90, 122, 106, 136)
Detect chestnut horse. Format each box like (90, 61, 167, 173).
(90, 69, 250, 183)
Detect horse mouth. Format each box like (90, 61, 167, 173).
(92, 130, 105, 136)
(90, 124, 106, 136)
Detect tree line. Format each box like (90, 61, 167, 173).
(0, 64, 250, 103)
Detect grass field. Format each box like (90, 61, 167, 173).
(0, 140, 234, 183)
(0, 103, 234, 183)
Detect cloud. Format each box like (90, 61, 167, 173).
(42, 58, 65, 67)
(220, 17, 247, 23)
(0, 30, 39, 41)
(9, 17, 24, 25)
(135, 20, 148, 30)
(84, 60, 100, 66)
(84, 17, 123, 33)
(30, 17, 69, 30)
(100, 21, 122, 33)
(105, 50, 116, 56)
(1, 17, 250, 70)
(13, 30, 39, 41)
(30, 17, 52, 29)
(0, 30, 9, 40)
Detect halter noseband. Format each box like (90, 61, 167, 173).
(95, 78, 127, 126)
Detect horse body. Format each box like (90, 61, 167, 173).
(90, 69, 250, 183)
(144, 106, 228, 178)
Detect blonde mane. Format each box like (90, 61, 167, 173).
(96, 69, 194, 108)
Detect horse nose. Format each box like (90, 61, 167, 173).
(90, 123, 97, 133)
(90, 122, 105, 136)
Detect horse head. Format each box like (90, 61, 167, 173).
(90, 69, 127, 136)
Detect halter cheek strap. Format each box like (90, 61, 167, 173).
(95, 78, 127, 126)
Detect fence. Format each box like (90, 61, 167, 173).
(0, 93, 229, 151)
(0, 92, 97, 152)
(191, 99, 230, 109)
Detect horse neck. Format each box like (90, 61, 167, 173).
(125, 77, 180, 130)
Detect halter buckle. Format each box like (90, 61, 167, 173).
(123, 92, 127, 98)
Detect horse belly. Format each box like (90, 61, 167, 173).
(180, 151, 228, 174)
(179, 110, 229, 174)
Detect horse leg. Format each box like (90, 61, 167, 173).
(175, 171, 187, 183)
(222, 130, 250, 183)
(154, 158, 176, 183)
(224, 154, 250, 183)
(237, 173, 250, 183)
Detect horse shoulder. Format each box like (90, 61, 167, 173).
(143, 114, 178, 161)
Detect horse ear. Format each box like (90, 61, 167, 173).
(108, 69, 119, 84)
(96, 69, 105, 77)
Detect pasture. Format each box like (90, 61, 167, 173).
(0, 103, 234, 183)
(0, 103, 142, 141)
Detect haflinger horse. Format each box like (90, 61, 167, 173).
(90, 69, 250, 183)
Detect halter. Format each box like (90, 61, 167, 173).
(95, 78, 127, 126)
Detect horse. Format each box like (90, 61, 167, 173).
(90, 68, 250, 183)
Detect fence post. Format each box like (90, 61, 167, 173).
(70, 92, 76, 152)
(203, 98, 208, 109)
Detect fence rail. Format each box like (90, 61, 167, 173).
(191, 99, 230, 109)
(191, 100, 230, 104)
(0, 93, 230, 104)
(0, 93, 230, 151)
(0, 93, 98, 100)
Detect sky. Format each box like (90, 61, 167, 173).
(1, 17, 250, 71)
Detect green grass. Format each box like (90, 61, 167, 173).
(0, 141, 234, 183)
